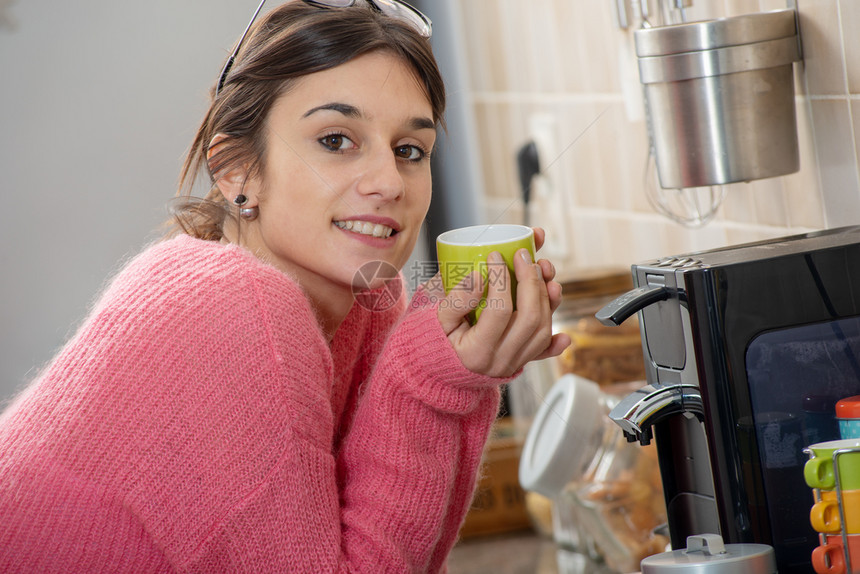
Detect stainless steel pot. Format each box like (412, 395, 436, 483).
(636, 9, 802, 189)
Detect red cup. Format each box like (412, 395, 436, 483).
(813, 534, 860, 574)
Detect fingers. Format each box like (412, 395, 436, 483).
(537, 258, 555, 281)
(471, 252, 513, 339)
(436, 270, 483, 335)
(535, 255, 562, 313)
(440, 243, 570, 378)
(532, 227, 546, 251)
(513, 249, 550, 324)
(473, 249, 553, 375)
(509, 248, 553, 356)
(531, 225, 560, 313)
(499, 249, 567, 366)
(533, 332, 573, 362)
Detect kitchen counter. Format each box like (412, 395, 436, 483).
(447, 530, 559, 574)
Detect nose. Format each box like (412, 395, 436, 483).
(355, 148, 405, 202)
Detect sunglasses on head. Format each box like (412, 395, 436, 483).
(216, 0, 432, 96)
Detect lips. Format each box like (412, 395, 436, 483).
(334, 220, 396, 239)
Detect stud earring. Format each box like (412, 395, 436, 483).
(233, 194, 259, 222)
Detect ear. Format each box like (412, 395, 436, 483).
(207, 133, 256, 205)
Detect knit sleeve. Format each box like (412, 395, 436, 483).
(194, 278, 505, 573)
(181, 261, 509, 574)
(0, 237, 339, 573)
(0, 236, 506, 574)
(336, 299, 505, 573)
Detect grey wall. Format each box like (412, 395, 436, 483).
(0, 1, 483, 406)
(0, 1, 250, 405)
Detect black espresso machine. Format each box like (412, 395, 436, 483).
(596, 226, 860, 573)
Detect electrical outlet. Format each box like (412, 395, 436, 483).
(526, 113, 570, 260)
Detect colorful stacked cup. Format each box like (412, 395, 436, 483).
(837, 395, 860, 440)
(805, 438, 860, 574)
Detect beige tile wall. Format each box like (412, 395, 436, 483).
(454, 0, 860, 277)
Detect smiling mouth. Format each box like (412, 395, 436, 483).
(334, 220, 396, 239)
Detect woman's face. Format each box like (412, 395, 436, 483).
(241, 50, 436, 297)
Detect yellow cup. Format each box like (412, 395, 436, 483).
(436, 224, 535, 324)
(811, 489, 860, 534)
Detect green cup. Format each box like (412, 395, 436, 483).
(804, 438, 860, 491)
(436, 224, 536, 324)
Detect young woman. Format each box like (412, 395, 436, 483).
(0, 2, 569, 572)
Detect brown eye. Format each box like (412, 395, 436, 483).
(319, 134, 355, 152)
(394, 144, 425, 161)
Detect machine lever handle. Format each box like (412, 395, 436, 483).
(595, 284, 673, 326)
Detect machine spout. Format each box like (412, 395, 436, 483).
(609, 383, 704, 445)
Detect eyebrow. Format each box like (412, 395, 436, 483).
(303, 102, 436, 131)
(304, 102, 361, 119)
(409, 116, 436, 131)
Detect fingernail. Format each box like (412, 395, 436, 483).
(489, 251, 504, 264)
(519, 249, 533, 264)
(534, 263, 542, 279)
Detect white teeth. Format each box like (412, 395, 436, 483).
(335, 220, 394, 238)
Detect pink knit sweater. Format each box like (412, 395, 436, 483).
(0, 235, 503, 573)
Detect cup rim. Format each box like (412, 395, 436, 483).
(822, 533, 860, 542)
(436, 224, 533, 246)
(809, 438, 860, 451)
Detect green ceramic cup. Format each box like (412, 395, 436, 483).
(804, 438, 860, 491)
(436, 224, 535, 324)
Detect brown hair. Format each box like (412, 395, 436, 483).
(168, 1, 446, 240)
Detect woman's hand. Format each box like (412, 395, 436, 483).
(435, 227, 570, 378)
